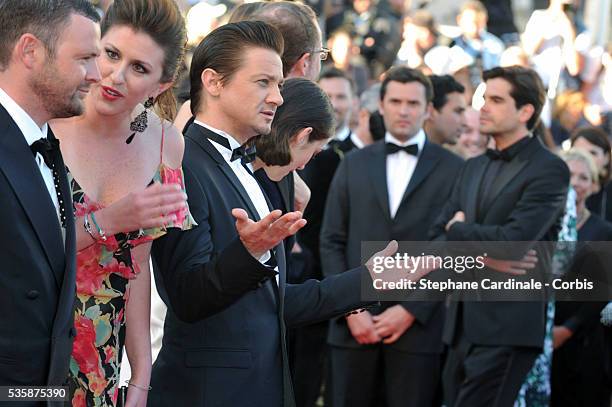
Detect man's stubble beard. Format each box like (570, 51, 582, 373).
(29, 62, 86, 120)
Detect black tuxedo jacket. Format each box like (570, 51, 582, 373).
(298, 135, 357, 279)
(430, 136, 569, 348)
(321, 139, 464, 352)
(149, 123, 369, 407)
(0, 105, 77, 393)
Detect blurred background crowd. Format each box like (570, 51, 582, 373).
(93, 0, 611, 151)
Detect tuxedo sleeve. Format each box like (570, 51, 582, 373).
(447, 158, 569, 255)
(429, 162, 466, 241)
(284, 266, 371, 328)
(320, 157, 350, 277)
(152, 165, 276, 323)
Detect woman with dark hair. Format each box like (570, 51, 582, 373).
(571, 126, 612, 221)
(252, 77, 333, 282)
(254, 77, 334, 182)
(51, 0, 194, 405)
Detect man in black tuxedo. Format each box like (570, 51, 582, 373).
(321, 67, 464, 407)
(149, 21, 403, 407)
(291, 67, 363, 407)
(0, 0, 100, 393)
(425, 75, 467, 147)
(430, 66, 569, 407)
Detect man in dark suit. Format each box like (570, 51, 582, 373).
(149, 21, 401, 407)
(321, 67, 464, 407)
(291, 67, 364, 407)
(430, 66, 569, 407)
(0, 0, 100, 394)
(425, 75, 467, 147)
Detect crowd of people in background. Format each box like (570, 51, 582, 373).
(1, 0, 611, 406)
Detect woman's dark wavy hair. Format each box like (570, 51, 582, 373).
(256, 78, 335, 166)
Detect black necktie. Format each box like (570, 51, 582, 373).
(386, 142, 419, 156)
(485, 148, 510, 161)
(206, 131, 257, 164)
(30, 137, 67, 228)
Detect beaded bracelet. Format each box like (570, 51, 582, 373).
(83, 213, 97, 241)
(128, 381, 152, 391)
(90, 212, 107, 242)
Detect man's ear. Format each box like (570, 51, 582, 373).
(424, 102, 434, 121)
(518, 103, 535, 126)
(16, 34, 44, 69)
(201, 68, 223, 97)
(289, 53, 310, 78)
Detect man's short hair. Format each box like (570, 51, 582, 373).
(380, 66, 433, 103)
(0, 0, 99, 71)
(189, 21, 284, 115)
(483, 66, 546, 130)
(319, 66, 355, 93)
(460, 0, 488, 17)
(252, 1, 320, 77)
(429, 75, 465, 111)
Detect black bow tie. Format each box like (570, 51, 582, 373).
(205, 131, 257, 164)
(386, 142, 419, 156)
(230, 144, 257, 164)
(485, 148, 510, 161)
(30, 137, 59, 168)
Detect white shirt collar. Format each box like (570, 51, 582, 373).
(0, 87, 48, 145)
(385, 128, 426, 154)
(350, 132, 365, 149)
(335, 126, 351, 141)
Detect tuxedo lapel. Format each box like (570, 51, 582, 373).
(397, 140, 439, 211)
(186, 124, 261, 221)
(483, 139, 539, 212)
(0, 106, 63, 287)
(368, 142, 391, 221)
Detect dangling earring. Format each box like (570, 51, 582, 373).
(126, 96, 154, 144)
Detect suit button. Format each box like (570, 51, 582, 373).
(69, 327, 77, 338)
(26, 290, 39, 299)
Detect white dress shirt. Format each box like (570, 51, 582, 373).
(194, 120, 279, 284)
(0, 87, 61, 222)
(350, 132, 365, 149)
(334, 126, 351, 142)
(385, 129, 426, 219)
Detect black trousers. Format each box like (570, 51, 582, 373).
(443, 334, 539, 407)
(289, 321, 329, 407)
(329, 345, 440, 407)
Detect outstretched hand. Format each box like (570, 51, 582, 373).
(485, 249, 538, 275)
(232, 208, 307, 259)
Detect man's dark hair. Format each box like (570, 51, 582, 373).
(571, 126, 612, 185)
(429, 74, 465, 110)
(482, 66, 546, 130)
(256, 78, 334, 166)
(380, 66, 433, 103)
(319, 66, 355, 93)
(0, 0, 99, 71)
(189, 21, 284, 115)
(252, 1, 319, 77)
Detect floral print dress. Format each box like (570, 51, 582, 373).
(68, 144, 195, 406)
